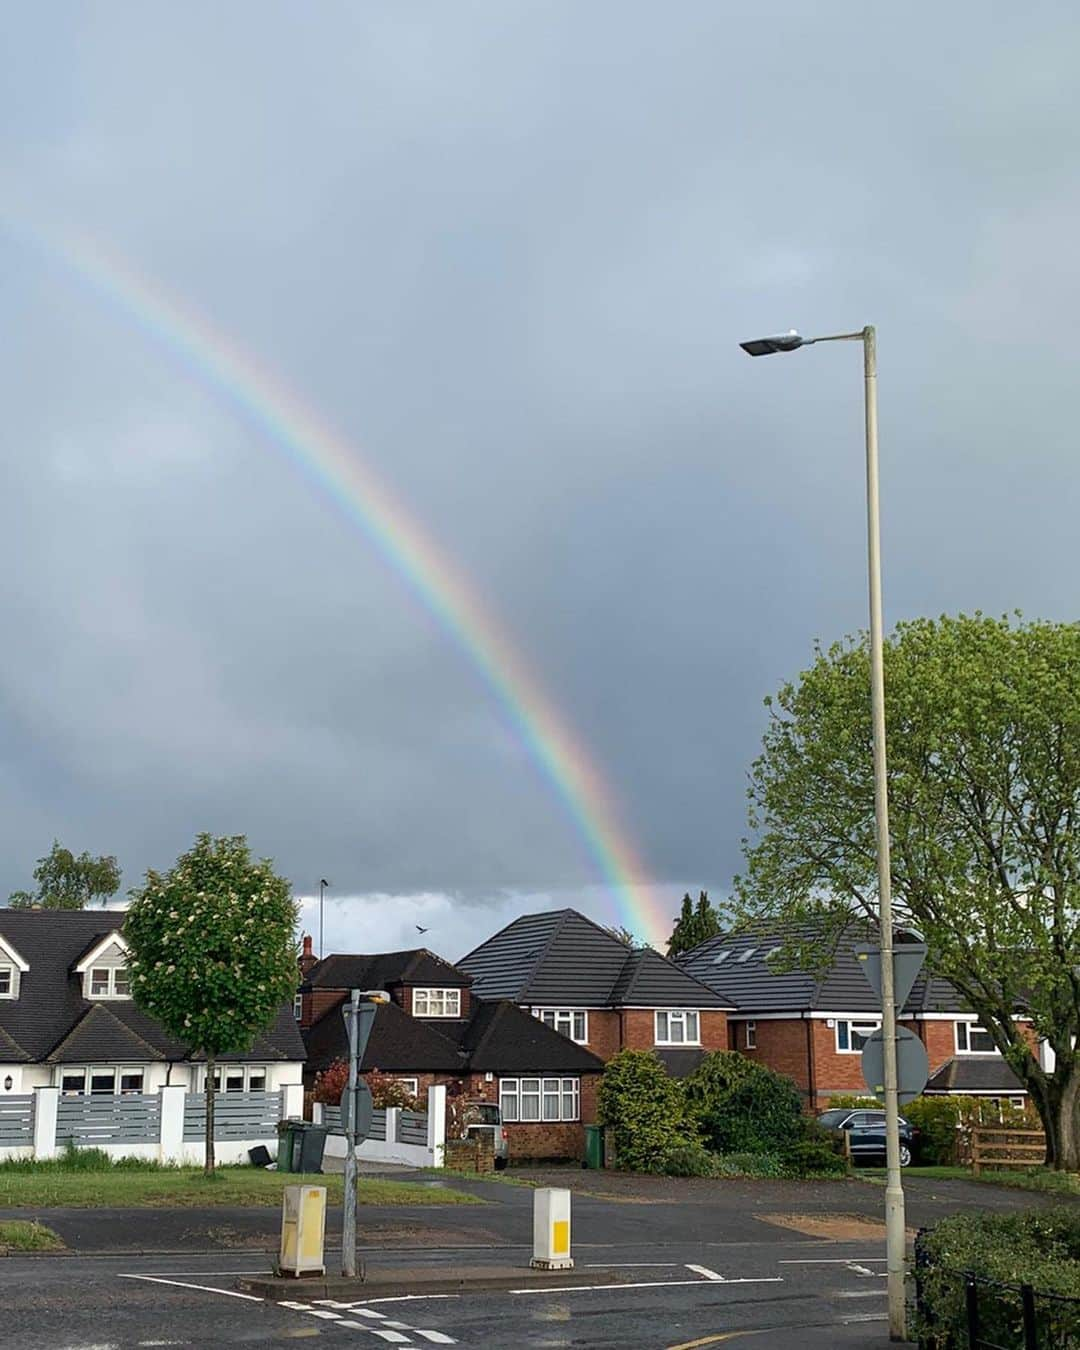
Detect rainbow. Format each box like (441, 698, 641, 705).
(4, 217, 671, 947)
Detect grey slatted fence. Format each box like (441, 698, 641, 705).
(183, 1091, 282, 1142)
(0, 1095, 33, 1146)
(56, 1094, 160, 1147)
(323, 1104, 386, 1141)
(398, 1109, 428, 1146)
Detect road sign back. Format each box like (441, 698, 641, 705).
(854, 942, 927, 1011)
(861, 1026, 929, 1104)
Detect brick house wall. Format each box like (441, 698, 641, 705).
(459, 1072, 599, 1161)
(526, 1007, 727, 1063)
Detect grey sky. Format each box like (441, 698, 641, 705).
(2, 5, 1079, 947)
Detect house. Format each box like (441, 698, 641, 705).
(677, 925, 1029, 1111)
(457, 908, 732, 1074)
(299, 943, 604, 1158)
(0, 910, 305, 1099)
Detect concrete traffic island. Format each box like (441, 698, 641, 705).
(237, 1262, 632, 1301)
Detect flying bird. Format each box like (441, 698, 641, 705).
(416, 925, 429, 934)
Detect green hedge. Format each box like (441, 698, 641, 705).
(683, 1052, 804, 1154)
(904, 1095, 1040, 1165)
(917, 1209, 1080, 1346)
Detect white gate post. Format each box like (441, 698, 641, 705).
(427, 1084, 446, 1168)
(33, 1087, 59, 1160)
(159, 1085, 186, 1163)
(281, 1083, 304, 1120)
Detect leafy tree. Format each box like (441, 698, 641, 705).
(667, 890, 721, 957)
(7, 841, 121, 910)
(124, 834, 298, 1172)
(735, 614, 1080, 1169)
(596, 1049, 692, 1171)
(603, 924, 647, 949)
(682, 1051, 804, 1154)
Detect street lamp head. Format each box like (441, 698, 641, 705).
(739, 330, 806, 357)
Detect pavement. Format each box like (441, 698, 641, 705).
(0, 1168, 1062, 1347)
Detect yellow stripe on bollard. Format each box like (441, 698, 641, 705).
(552, 1219, 569, 1256)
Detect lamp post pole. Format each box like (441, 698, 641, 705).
(342, 987, 360, 1279)
(740, 324, 905, 1340)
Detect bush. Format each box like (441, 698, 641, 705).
(712, 1152, 787, 1178)
(917, 1208, 1080, 1346)
(904, 1094, 1041, 1165)
(652, 1140, 719, 1177)
(825, 1095, 882, 1110)
(597, 1050, 693, 1172)
(780, 1140, 847, 1178)
(683, 1052, 803, 1154)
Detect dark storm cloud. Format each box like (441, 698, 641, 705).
(2, 4, 1079, 929)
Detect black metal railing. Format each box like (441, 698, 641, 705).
(914, 1233, 1079, 1349)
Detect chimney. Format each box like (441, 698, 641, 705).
(298, 933, 318, 979)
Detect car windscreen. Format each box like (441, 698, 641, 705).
(817, 1110, 848, 1127)
(471, 1104, 501, 1125)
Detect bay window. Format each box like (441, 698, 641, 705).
(499, 1077, 580, 1123)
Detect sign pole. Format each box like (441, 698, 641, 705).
(342, 988, 360, 1278)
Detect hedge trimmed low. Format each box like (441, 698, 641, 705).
(916, 1208, 1080, 1346)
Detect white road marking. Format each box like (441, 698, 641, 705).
(836, 1289, 887, 1299)
(779, 1258, 886, 1264)
(583, 1262, 683, 1268)
(685, 1264, 725, 1282)
(842, 1313, 887, 1324)
(337, 1327, 411, 1344)
(846, 1264, 876, 1277)
(359, 1295, 460, 1305)
(118, 1274, 262, 1302)
(412, 1332, 456, 1345)
(511, 1276, 783, 1294)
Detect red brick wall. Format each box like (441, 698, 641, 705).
(301, 988, 346, 1030)
(616, 1008, 728, 1054)
(582, 1010, 622, 1061)
(456, 1072, 599, 1161)
(912, 1020, 956, 1073)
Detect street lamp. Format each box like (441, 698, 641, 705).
(740, 324, 906, 1341)
(319, 879, 330, 959)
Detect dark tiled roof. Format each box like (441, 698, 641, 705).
(0, 1024, 30, 1063)
(458, 909, 729, 1009)
(0, 909, 304, 1065)
(305, 950, 471, 991)
(47, 1004, 166, 1064)
(302, 997, 604, 1078)
(678, 922, 966, 1016)
(926, 1057, 1027, 1094)
(303, 998, 466, 1077)
(454, 1001, 605, 1075)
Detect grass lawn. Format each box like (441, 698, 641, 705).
(861, 1164, 1080, 1197)
(0, 1220, 66, 1254)
(0, 1165, 481, 1209)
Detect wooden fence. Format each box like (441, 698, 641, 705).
(971, 1126, 1046, 1175)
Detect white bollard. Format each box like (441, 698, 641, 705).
(279, 1184, 327, 1277)
(531, 1187, 573, 1270)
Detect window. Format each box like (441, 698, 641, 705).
(119, 1071, 144, 1094)
(711, 951, 731, 966)
(836, 1019, 880, 1053)
(61, 1070, 87, 1095)
(397, 1078, 419, 1097)
(499, 1077, 580, 1123)
(293, 993, 303, 1021)
(736, 948, 757, 964)
(655, 1010, 700, 1045)
(534, 1009, 588, 1043)
(204, 1065, 269, 1093)
(87, 966, 130, 999)
(412, 988, 461, 1017)
(90, 1070, 117, 1094)
(956, 1022, 997, 1054)
(0, 965, 13, 998)
(58, 1066, 145, 1095)
(744, 1021, 757, 1050)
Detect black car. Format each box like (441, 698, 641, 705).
(816, 1108, 918, 1166)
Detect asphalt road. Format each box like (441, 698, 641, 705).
(0, 1241, 896, 1348)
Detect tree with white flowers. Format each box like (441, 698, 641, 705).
(124, 834, 298, 1172)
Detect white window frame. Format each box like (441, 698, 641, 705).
(654, 1010, 701, 1046)
(835, 1019, 880, 1053)
(397, 1077, 419, 1097)
(744, 1020, 757, 1050)
(412, 988, 461, 1018)
(0, 964, 13, 998)
(56, 1065, 146, 1095)
(956, 1022, 999, 1055)
(534, 1008, 589, 1044)
(499, 1077, 580, 1123)
(293, 993, 303, 1021)
(199, 1064, 270, 1093)
(87, 966, 131, 1000)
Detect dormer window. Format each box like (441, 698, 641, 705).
(0, 936, 29, 999)
(413, 988, 461, 1017)
(89, 967, 130, 999)
(74, 932, 131, 1001)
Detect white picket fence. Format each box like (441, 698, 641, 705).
(313, 1084, 446, 1168)
(0, 1085, 304, 1165)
